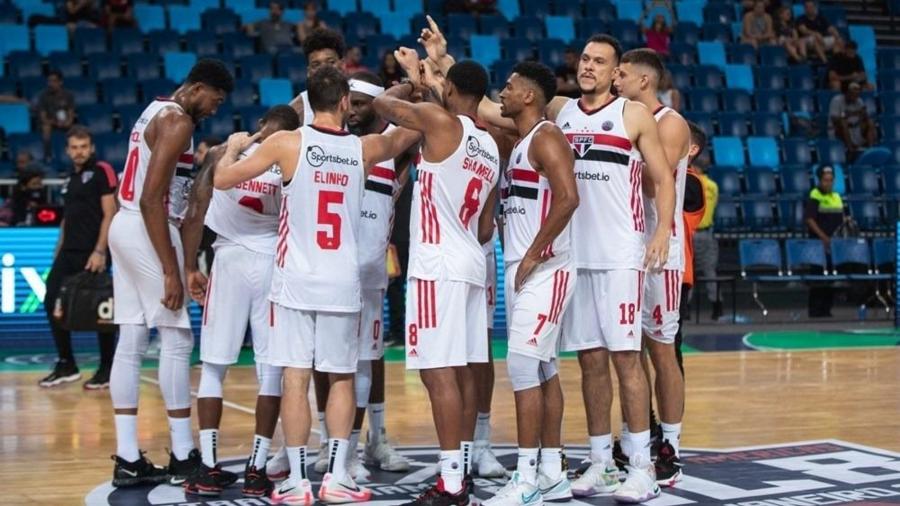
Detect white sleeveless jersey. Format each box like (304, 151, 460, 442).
(557, 97, 644, 270)
(359, 123, 400, 290)
(408, 115, 500, 286)
(269, 125, 365, 312)
(643, 106, 688, 270)
(503, 121, 571, 264)
(300, 91, 314, 125)
(205, 143, 282, 254)
(118, 99, 195, 224)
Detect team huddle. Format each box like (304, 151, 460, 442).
(104, 15, 708, 506)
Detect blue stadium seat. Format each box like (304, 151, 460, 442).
(684, 112, 714, 138)
(359, 0, 389, 16)
(673, 21, 699, 45)
(502, 37, 533, 61)
(117, 104, 144, 132)
(0, 78, 15, 96)
(778, 198, 806, 231)
(491, 60, 515, 85)
(848, 169, 882, 196)
(326, 0, 355, 15)
(815, 90, 839, 114)
(883, 116, 900, 142)
(709, 167, 742, 196)
(101, 77, 138, 106)
(712, 136, 745, 168)
(111, 28, 144, 56)
(880, 71, 900, 93)
(755, 66, 786, 90)
(873, 236, 896, 272)
(48, 52, 83, 79)
(165, 52, 198, 82)
(224, 0, 254, 10)
(747, 136, 780, 168)
(239, 54, 273, 81)
(751, 113, 783, 137)
(886, 166, 900, 197)
(669, 43, 696, 65)
(19, 76, 48, 102)
(785, 239, 831, 278)
(126, 54, 161, 80)
(722, 89, 752, 113)
(830, 238, 888, 279)
(148, 29, 181, 54)
(365, 35, 396, 60)
(202, 8, 240, 35)
(0, 5, 20, 24)
(134, 4, 166, 32)
(848, 199, 885, 231)
(676, 0, 704, 26)
(7, 133, 43, 161)
(376, 13, 408, 39)
(816, 139, 847, 165)
(94, 132, 128, 170)
(725, 63, 753, 91)
(704, 3, 735, 23)
(718, 113, 749, 137)
(728, 43, 756, 65)
(611, 20, 640, 48)
(191, 0, 220, 12)
(545, 15, 575, 43)
(759, 45, 788, 66)
(238, 7, 268, 24)
(514, 16, 544, 41)
(397, 0, 424, 16)
(186, 30, 219, 57)
(788, 66, 815, 91)
(77, 104, 115, 134)
(849, 25, 876, 51)
(88, 54, 122, 80)
(497, 0, 520, 19)
(447, 13, 477, 39)
(520, 0, 551, 16)
(878, 48, 900, 70)
(702, 22, 732, 43)
(221, 32, 255, 58)
(141, 78, 177, 102)
(739, 238, 792, 279)
(200, 106, 236, 137)
(694, 65, 724, 88)
(345, 13, 378, 41)
(73, 27, 107, 55)
(258, 77, 291, 107)
(756, 90, 785, 113)
(853, 147, 892, 169)
(821, 5, 848, 31)
(169, 6, 203, 34)
(714, 199, 742, 232)
(745, 167, 777, 196)
(785, 90, 815, 115)
(744, 200, 778, 231)
(275, 53, 306, 82)
(236, 104, 267, 130)
(470, 35, 501, 68)
(551, 0, 581, 17)
(316, 10, 342, 29)
(538, 39, 567, 67)
(0, 103, 31, 134)
(615, 0, 642, 22)
(35, 25, 69, 56)
(8, 51, 43, 79)
(0, 24, 29, 58)
(687, 89, 719, 113)
(67, 76, 99, 106)
(228, 79, 255, 107)
(669, 64, 691, 89)
(780, 164, 812, 197)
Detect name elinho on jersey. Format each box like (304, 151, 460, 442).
(314, 170, 351, 186)
(465, 135, 499, 165)
(306, 144, 360, 168)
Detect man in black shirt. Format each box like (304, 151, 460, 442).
(39, 126, 119, 389)
(804, 165, 845, 317)
(796, 0, 842, 61)
(36, 70, 76, 161)
(828, 40, 872, 91)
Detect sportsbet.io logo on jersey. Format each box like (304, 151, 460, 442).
(305, 145, 360, 168)
(86, 441, 900, 505)
(465, 135, 499, 165)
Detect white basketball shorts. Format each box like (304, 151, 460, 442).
(506, 253, 575, 361)
(641, 269, 683, 345)
(560, 268, 644, 353)
(358, 288, 385, 361)
(267, 303, 360, 373)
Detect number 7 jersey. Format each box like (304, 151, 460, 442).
(408, 115, 500, 286)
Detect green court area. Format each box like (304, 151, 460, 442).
(743, 328, 900, 351)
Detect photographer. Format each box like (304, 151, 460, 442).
(39, 126, 118, 389)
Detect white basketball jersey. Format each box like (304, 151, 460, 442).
(300, 91, 314, 125)
(205, 143, 283, 254)
(118, 99, 195, 224)
(408, 115, 500, 286)
(557, 97, 644, 270)
(643, 106, 688, 270)
(503, 121, 571, 264)
(269, 125, 365, 312)
(359, 123, 400, 290)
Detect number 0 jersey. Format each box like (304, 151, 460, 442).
(359, 123, 400, 291)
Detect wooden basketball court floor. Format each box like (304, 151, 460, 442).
(2, 344, 900, 504)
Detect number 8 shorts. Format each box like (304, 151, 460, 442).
(559, 269, 644, 353)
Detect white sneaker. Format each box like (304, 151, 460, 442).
(537, 471, 572, 501)
(314, 441, 329, 474)
(318, 472, 372, 503)
(571, 461, 620, 497)
(270, 476, 314, 505)
(483, 471, 543, 506)
(612, 454, 661, 504)
(474, 443, 508, 478)
(347, 450, 371, 483)
(266, 447, 290, 481)
(364, 435, 410, 471)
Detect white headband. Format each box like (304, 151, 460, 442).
(349, 79, 385, 98)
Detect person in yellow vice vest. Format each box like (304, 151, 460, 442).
(804, 165, 845, 317)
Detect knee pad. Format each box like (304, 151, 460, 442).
(355, 360, 372, 409)
(506, 352, 542, 392)
(198, 362, 228, 399)
(256, 362, 283, 397)
(110, 324, 150, 409)
(157, 327, 194, 410)
(539, 357, 559, 383)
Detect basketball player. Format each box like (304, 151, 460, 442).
(179, 105, 300, 497)
(373, 57, 501, 505)
(613, 49, 691, 488)
(483, 61, 579, 505)
(108, 59, 233, 487)
(289, 27, 345, 125)
(213, 66, 418, 505)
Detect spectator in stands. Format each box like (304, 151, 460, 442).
(35, 70, 76, 162)
(555, 47, 580, 98)
(296, 1, 328, 43)
(101, 0, 136, 29)
(379, 51, 404, 86)
(246, 1, 295, 53)
(829, 82, 877, 163)
(796, 0, 841, 62)
(804, 165, 844, 317)
(742, 0, 776, 48)
(828, 39, 873, 92)
(690, 125, 723, 320)
(641, 11, 673, 57)
(343, 46, 368, 74)
(774, 5, 808, 62)
(39, 125, 118, 389)
(15, 151, 48, 176)
(65, 0, 99, 30)
(3, 169, 48, 226)
(657, 70, 681, 111)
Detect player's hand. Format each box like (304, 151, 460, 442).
(644, 230, 670, 271)
(84, 251, 106, 273)
(421, 58, 444, 93)
(394, 47, 422, 84)
(515, 253, 545, 293)
(162, 272, 185, 311)
(226, 131, 260, 153)
(418, 15, 447, 62)
(186, 269, 209, 304)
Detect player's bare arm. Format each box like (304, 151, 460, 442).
(180, 144, 225, 303)
(360, 126, 421, 178)
(214, 130, 300, 189)
(514, 124, 579, 292)
(85, 193, 117, 273)
(140, 107, 194, 310)
(479, 184, 499, 246)
(644, 112, 691, 199)
(289, 94, 305, 120)
(372, 81, 460, 162)
(625, 101, 675, 270)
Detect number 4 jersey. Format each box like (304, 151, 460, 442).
(408, 115, 500, 286)
(269, 125, 365, 312)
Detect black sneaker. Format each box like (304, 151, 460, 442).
(612, 439, 628, 475)
(401, 478, 469, 505)
(183, 463, 223, 496)
(38, 360, 81, 387)
(167, 448, 202, 485)
(83, 368, 110, 390)
(241, 464, 274, 497)
(111, 451, 169, 487)
(655, 440, 683, 487)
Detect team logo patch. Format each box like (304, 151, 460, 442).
(515, 152, 522, 165)
(571, 134, 594, 158)
(82, 171, 94, 184)
(465, 135, 481, 158)
(306, 145, 327, 167)
(561, 122, 571, 130)
(601, 120, 614, 131)
(86, 441, 900, 505)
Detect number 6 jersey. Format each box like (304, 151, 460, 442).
(269, 125, 365, 312)
(408, 115, 500, 286)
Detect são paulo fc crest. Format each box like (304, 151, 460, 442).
(572, 134, 594, 157)
(86, 441, 900, 505)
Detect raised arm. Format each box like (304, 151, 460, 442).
(360, 126, 423, 177)
(372, 82, 459, 162)
(180, 144, 224, 302)
(213, 131, 283, 190)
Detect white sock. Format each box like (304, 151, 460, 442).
(318, 411, 328, 443)
(474, 411, 491, 443)
(327, 438, 350, 482)
(250, 434, 272, 469)
(440, 450, 463, 494)
(661, 422, 682, 456)
(631, 429, 652, 464)
(348, 430, 360, 465)
(589, 434, 613, 464)
(621, 423, 632, 457)
(461, 441, 474, 476)
(539, 447, 563, 481)
(367, 402, 385, 442)
(199, 429, 218, 467)
(287, 446, 308, 480)
(114, 414, 140, 462)
(516, 447, 539, 485)
(168, 416, 194, 460)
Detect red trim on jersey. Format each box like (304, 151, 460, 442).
(416, 279, 437, 329)
(419, 172, 441, 244)
(652, 104, 666, 115)
(309, 124, 351, 136)
(370, 166, 395, 180)
(202, 269, 213, 326)
(178, 153, 194, 164)
(638, 271, 645, 311)
(549, 271, 560, 324)
(429, 280, 437, 328)
(577, 96, 617, 115)
(629, 161, 640, 232)
(510, 168, 540, 183)
(269, 302, 274, 327)
(276, 195, 289, 267)
(97, 161, 118, 188)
